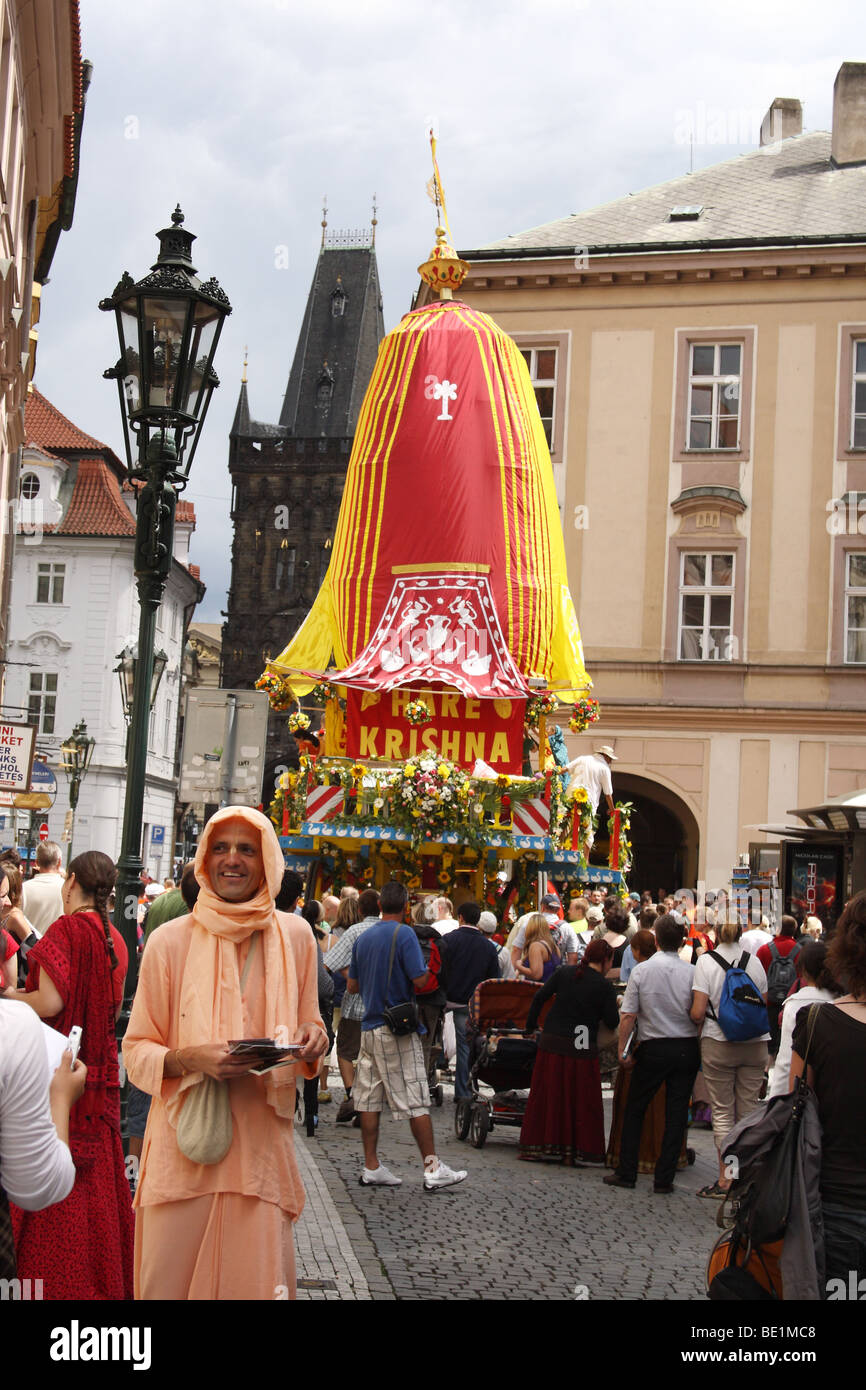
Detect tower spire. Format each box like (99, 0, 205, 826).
(371, 192, 378, 247)
(321, 195, 328, 249)
(242, 345, 248, 384)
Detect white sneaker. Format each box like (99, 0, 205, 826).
(359, 1163, 402, 1187)
(423, 1161, 468, 1191)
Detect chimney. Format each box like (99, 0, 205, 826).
(759, 97, 802, 147)
(831, 61, 866, 166)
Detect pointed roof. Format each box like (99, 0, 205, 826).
(472, 131, 866, 257)
(229, 376, 289, 440)
(56, 457, 136, 536)
(25, 385, 119, 463)
(230, 379, 251, 437)
(279, 244, 385, 436)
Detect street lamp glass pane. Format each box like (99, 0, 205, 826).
(183, 301, 221, 420)
(142, 297, 192, 412)
(119, 302, 142, 413)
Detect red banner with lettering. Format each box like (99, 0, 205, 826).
(345, 688, 525, 773)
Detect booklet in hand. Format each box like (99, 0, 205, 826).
(227, 1038, 302, 1075)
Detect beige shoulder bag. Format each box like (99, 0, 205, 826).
(176, 933, 259, 1165)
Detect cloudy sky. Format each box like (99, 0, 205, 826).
(33, 0, 863, 623)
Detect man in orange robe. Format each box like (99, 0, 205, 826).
(124, 806, 327, 1300)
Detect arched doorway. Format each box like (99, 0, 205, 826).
(608, 774, 701, 894)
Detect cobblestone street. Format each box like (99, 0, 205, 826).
(294, 1071, 723, 1301)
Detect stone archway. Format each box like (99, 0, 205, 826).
(612, 773, 701, 895)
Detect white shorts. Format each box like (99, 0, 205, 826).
(352, 1027, 430, 1118)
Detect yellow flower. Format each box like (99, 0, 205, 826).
(405, 763, 416, 778)
(438, 763, 450, 779)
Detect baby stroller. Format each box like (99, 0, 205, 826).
(454, 979, 546, 1149)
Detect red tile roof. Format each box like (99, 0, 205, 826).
(56, 457, 136, 537)
(189, 564, 201, 580)
(24, 440, 65, 463)
(26, 386, 112, 453)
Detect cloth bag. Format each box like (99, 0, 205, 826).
(176, 935, 259, 1165)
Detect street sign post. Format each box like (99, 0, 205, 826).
(38, 822, 49, 842)
(179, 690, 269, 807)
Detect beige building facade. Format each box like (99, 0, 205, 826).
(420, 64, 866, 896)
(0, 0, 85, 679)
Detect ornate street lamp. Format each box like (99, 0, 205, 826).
(59, 720, 96, 869)
(114, 642, 168, 726)
(100, 208, 230, 1010)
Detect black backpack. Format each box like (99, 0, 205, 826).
(765, 941, 800, 1006)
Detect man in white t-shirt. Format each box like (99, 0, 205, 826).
(740, 917, 773, 956)
(690, 932, 769, 1196)
(563, 746, 617, 850)
(21, 841, 64, 936)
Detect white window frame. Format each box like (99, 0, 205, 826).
(844, 551, 866, 664)
(851, 341, 866, 449)
(35, 562, 64, 604)
(678, 551, 736, 661)
(687, 343, 742, 450)
(28, 671, 58, 733)
(518, 346, 557, 449)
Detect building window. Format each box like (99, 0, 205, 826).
(19, 472, 39, 500)
(28, 672, 57, 733)
(276, 545, 296, 591)
(678, 552, 735, 660)
(36, 562, 64, 604)
(844, 552, 866, 663)
(518, 347, 556, 448)
(851, 341, 866, 449)
(164, 701, 173, 755)
(687, 344, 741, 449)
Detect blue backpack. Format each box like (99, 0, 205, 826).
(707, 951, 768, 1041)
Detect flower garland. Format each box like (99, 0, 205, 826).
(568, 696, 601, 734)
(611, 800, 633, 876)
(287, 710, 311, 735)
(255, 671, 294, 712)
(525, 691, 558, 728)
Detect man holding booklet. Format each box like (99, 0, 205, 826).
(124, 806, 327, 1300)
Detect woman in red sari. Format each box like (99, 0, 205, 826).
(5, 851, 133, 1299)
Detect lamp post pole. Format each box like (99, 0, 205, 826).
(113, 469, 177, 983)
(100, 207, 230, 1020)
(59, 720, 95, 870)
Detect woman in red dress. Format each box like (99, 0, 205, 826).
(5, 851, 133, 1299)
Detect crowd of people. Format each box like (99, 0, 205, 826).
(2, 829, 864, 1301)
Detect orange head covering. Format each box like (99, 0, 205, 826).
(192, 805, 285, 941)
(167, 806, 310, 1123)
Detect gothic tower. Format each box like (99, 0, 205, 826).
(221, 219, 385, 780)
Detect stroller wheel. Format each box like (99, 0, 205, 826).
(431, 1084, 443, 1107)
(454, 1100, 471, 1141)
(470, 1105, 490, 1149)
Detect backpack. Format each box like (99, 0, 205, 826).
(707, 950, 768, 1041)
(765, 941, 800, 1006)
